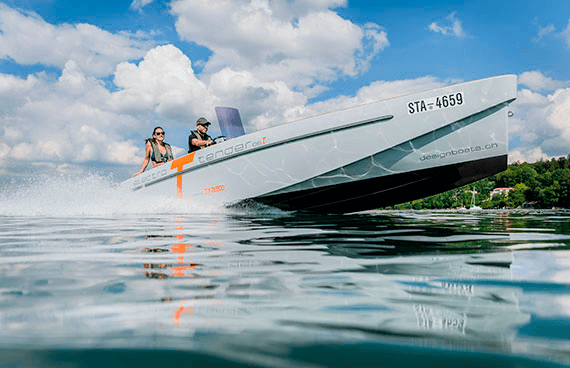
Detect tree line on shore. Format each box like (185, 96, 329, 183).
(387, 155, 570, 210)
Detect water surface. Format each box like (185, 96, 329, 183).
(1, 175, 569, 367)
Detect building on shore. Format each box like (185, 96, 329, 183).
(491, 187, 514, 198)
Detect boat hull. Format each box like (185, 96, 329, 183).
(122, 75, 517, 213)
(254, 155, 507, 213)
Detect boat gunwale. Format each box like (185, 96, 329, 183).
(132, 114, 394, 191)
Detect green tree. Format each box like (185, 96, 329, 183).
(553, 169, 570, 207)
(382, 155, 570, 209)
(506, 183, 529, 208)
(538, 185, 559, 208)
(518, 164, 539, 189)
(495, 166, 518, 187)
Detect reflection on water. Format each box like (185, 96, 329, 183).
(1, 210, 570, 367)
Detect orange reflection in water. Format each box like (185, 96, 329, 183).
(142, 218, 197, 278)
(170, 233, 196, 277)
(174, 300, 195, 327)
(142, 217, 226, 327)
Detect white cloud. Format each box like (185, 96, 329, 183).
(0, 39, 450, 173)
(0, 3, 151, 77)
(509, 73, 570, 162)
(169, 0, 388, 92)
(0, 73, 38, 114)
(535, 18, 570, 48)
(130, 0, 155, 12)
(209, 74, 445, 132)
(532, 24, 555, 43)
(0, 42, 305, 169)
(1, 1, 569, 175)
(428, 12, 466, 37)
(508, 147, 550, 164)
(516, 88, 550, 106)
(2, 127, 22, 140)
(543, 88, 570, 152)
(562, 18, 570, 47)
(209, 67, 307, 130)
(0, 63, 144, 166)
(290, 76, 445, 121)
(519, 71, 567, 91)
(0, 142, 10, 159)
(111, 45, 215, 120)
(55, 163, 84, 175)
(0, 1, 391, 173)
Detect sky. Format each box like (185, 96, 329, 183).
(0, 0, 569, 180)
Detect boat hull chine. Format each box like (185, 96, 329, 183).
(252, 154, 507, 213)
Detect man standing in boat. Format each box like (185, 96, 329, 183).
(188, 117, 214, 153)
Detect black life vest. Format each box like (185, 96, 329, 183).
(188, 130, 212, 153)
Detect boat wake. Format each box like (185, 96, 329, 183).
(0, 173, 285, 217)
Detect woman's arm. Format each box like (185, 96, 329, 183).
(133, 142, 152, 177)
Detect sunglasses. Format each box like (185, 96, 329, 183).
(155, 132, 165, 136)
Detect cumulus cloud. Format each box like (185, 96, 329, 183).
(519, 71, 567, 91)
(111, 45, 215, 121)
(0, 34, 446, 173)
(287, 76, 446, 121)
(2, 0, 568, 178)
(508, 147, 550, 164)
(208, 67, 307, 130)
(0, 62, 143, 166)
(0, 42, 306, 169)
(0, 73, 39, 113)
(5, 37, 567, 172)
(509, 72, 570, 162)
(428, 12, 466, 37)
(169, 0, 388, 92)
(0, 3, 152, 77)
(0, 1, 393, 175)
(544, 88, 570, 151)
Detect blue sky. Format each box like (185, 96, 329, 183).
(1, 0, 569, 179)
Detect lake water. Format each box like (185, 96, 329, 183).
(1, 174, 570, 367)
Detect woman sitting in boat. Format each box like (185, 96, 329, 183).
(133, 126, 174, 177)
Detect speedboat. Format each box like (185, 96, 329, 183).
(122, 75, 517, 213)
